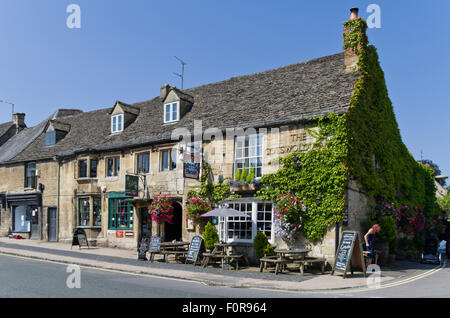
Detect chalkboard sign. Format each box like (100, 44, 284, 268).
(138, 238, 149, 260)
(332, 231, 366, 278)
(149, 236, 161, 251)
(185, 236, 205, 266)
(71, 228, 89, 249)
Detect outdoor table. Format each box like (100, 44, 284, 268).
(160, 241, 190, 263)
(273, 248, 311, 272)
(203, 243, 249, 270)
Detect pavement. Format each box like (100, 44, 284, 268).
(0, 237, 444, 292)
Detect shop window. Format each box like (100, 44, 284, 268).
(93, 198, 102, 226)
(79, 198, 90, 226)
(13, 205, 31, 232)
(108, 198, 134, 230)
(218, 201, 273, 243)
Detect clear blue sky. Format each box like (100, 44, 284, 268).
(0, 0, 449, 178)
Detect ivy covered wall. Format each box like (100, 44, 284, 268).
(258, 17, 438, 242)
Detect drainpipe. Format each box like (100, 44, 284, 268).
(53, 156, 61, 242)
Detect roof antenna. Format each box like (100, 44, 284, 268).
(173, 56, 188, 90)
(0, 99, 15, 119)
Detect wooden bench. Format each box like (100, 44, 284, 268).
(292, 257, 326, 276)
(148, 250, 162, 263)
(363, 251, 379, 265)
(202, 252, 225, 268)
(161, 250, 188, 263)
(259, 257, 289, 275)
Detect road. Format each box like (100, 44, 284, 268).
(0, 254, 448, 298)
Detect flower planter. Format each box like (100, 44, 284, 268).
(230, 184, 259, 193)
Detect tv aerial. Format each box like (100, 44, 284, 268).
(173, 56, 188, 90)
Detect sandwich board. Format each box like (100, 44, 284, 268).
(185, 236, 205, 266)
(71, 228, 89, 249)
(331, 231, 366, 279)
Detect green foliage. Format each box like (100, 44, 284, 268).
(264, 244, 275, 257)
(203, 222, 219, 251)
(362, 216, 397, 244)
(247, 167, 255, 184)
(257, 18, 438, 243)
(234, 169, 241, 182)
(241, 167, 248, 185)
(258, 114, 348, 241)
(438, 193, 450, 213)
(254, 232, 271, 259)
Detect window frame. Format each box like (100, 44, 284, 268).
(108, 198, 134, 230)
(106, 157, 121, 177)
(78, 197, 91, 227)
(163, 102, 180, 123)
(234, 133, 264, 179)
(24, 162, 37, 189)
(218, 201, 274, 244)
(137, 152, 150, 174)
(78, 159, 88, 178)
(77, 196, 102, 227)
(111, 114, 124, 134)
(160, 148, 177, 172)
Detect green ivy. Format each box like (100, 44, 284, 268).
(257, 17, 439, 242)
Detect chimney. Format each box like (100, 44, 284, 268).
(343, 7, 367, 72)
(350, 7, 359, 20)
(13, 113, 26, 133)
(160, 84, 171, 101)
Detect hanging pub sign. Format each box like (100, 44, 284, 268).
(71, 228, 89, 249)
(125, 175, 139, 197)
(185, 235, 205, 266)
(183, 154, 200, 180)
(331, 231, 366, 279)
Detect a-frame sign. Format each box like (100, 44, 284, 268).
(331, 231, 366, 279)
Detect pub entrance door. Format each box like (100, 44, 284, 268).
(165, 201, 182, 242)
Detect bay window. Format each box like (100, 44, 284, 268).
(234, 133, 263, 178)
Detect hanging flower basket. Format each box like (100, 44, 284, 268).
(149, 194, 174, 224)
(274, 194, 305, 243)
(186, 197, 212, 229)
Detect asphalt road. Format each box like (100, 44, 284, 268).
(0, 254, 448, 298)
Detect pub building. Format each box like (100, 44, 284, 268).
(0, 9, 401, 263)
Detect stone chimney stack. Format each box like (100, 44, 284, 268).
(344, 7, 367, 72)
(13, 113, 26, 133)
(160, 84, 171, 101)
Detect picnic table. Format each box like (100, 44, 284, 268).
(202, 242, 249, 270)
(149, 241, 190, 263)
(260, 248, 326, 275)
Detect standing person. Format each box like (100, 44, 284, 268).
(364, 224, 381, 265)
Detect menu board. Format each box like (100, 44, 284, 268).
(138, 238, 149, 260)
(332, 231, 366, 278)
(149, 237, 161, 251)
(185, 236, 204, 265)
(71, 228, 89, 249)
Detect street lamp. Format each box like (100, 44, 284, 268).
(0, 100, 15, 118)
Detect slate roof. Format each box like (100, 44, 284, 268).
(3, 52, 359, 164)
(0, 121, 14, 138)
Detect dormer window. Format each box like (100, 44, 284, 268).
(111, 114, 124, 134)
(164, 102, 179, 123)
(45, 131, 56, 146)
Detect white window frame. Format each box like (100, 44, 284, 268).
(218, 201, 274, 244)
(111, 114, 124, 134)
(164, 102, 180, 123)
(160, 148, 177, 172)
(234, 133, 264, 178)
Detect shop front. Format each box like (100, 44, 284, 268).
(6, 193, 42, 239)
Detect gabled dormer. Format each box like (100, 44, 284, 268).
(45, 120, 71, 146)
(160, 84, 194, 124)
(109, 101, 140, 134)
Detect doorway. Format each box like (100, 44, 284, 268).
(165, 201, 182, 242)
(48, 208, 57, 242)
(140, 207, 152, 241)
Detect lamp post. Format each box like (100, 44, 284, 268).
(0, 100, 14, 118)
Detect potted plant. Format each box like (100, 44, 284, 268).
(149, 194, 174, 225)
(273, 194, 305, 244)
(186, 197, 212, 231)
(203, 222, 219, 252)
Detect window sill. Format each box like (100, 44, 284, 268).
(78, 226, 102, 229)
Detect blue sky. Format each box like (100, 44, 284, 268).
(0, 0, 449, 178)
